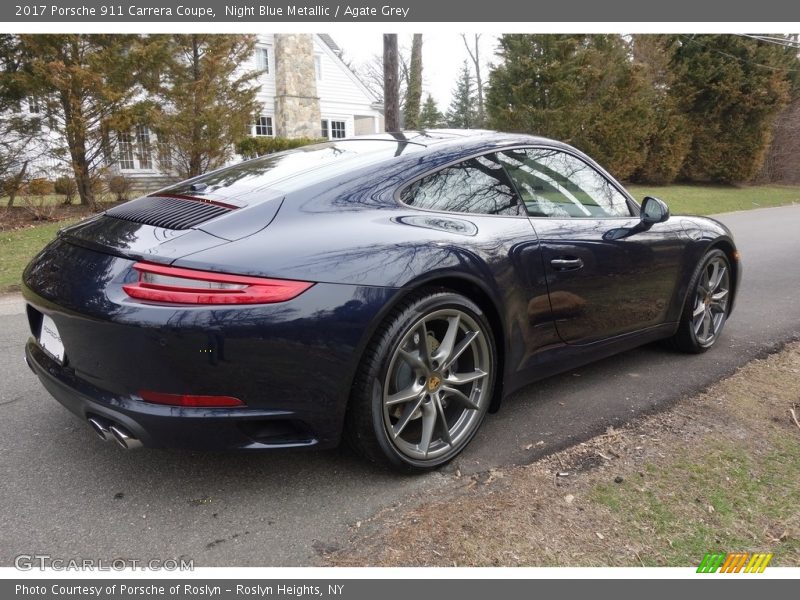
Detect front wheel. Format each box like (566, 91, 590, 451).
(669, 249, 732, 353)
(345, 292, 496, 471)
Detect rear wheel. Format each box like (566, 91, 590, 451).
(345, 292, 496, 471)
(669, 249, 731, 353)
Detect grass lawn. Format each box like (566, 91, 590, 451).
(626, 184, 800, 216)
(0, 220, 78, 293)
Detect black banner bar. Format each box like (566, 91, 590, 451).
(4, 579, 797, 600)
(3, 0, 800, 23)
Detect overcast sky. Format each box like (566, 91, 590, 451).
(336, 33, 500, 111)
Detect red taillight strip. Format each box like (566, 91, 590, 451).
(139, 390, 245, 407)
(123, 262, 314, 305)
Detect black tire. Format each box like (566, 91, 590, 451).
(345, 291, 497, 471)
(668, 249, 732, 353)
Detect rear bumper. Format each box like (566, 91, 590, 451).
(23, 271, 400, 451)
(26, 340, 332, 450)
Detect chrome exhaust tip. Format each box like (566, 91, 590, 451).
(108, 424, 143, 450)
(87, 417, 112, 442)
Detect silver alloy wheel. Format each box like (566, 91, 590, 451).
(382, 308, 492, 461)
(692, 256, 730, 346)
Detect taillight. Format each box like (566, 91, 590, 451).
(123, 262, 313, 305)
(139, 390, 245, 408)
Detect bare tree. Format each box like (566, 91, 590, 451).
(404, 34, 423, 129)
(357, 47, 411, 107)
(356, 54, 387, 102)
(758, 96, 800, 184)
(461, 34, 485, 125)
(383, 34, 400, 131)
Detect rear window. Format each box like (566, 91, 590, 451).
(163, 140, 424, 201)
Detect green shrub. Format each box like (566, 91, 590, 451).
(90, 177, 106, 197)
(54, 176, 78, 204)
(26, 178, 53, 196)
(1, 178, 22, 198)
(108, 175, 132, 202)
(22, 179, 56, 221)
(235, 136, 326, 159)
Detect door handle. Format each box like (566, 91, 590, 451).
(550, 257, 584, 271)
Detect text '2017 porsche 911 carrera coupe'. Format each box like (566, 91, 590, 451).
(22, 130, 740, 470)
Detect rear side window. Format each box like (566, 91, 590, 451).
(400, 153, 525, 216)
(498, 148, 632, 218)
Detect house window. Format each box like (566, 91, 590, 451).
(255, 116, 273, 137)
(135, 125, 153, 170)
(118, 127, 156, 170)
(157, 141, 172, 171)
(117, 133, 135, 170)
(28, 97, 40, 114)
(321, 119, 346, 139)
(330, 120, 346, 139)
(314, 55, 322, 80)
(256, 47, 270, 73)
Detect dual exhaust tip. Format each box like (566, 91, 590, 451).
(87, 416, 142, 450)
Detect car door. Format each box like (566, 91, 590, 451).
(399, 152, 563, 362)
(498, 147, 685, 345)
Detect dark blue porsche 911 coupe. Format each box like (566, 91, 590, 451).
(22, 130, 740, 470)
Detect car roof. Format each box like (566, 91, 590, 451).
(341, 129, 563, 149)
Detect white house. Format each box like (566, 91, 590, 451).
(249, 33, 383, 141)
(120, 33, 383, 187)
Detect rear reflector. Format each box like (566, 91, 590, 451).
(139, 390, 245, 408)
(123, 262, 313, 305)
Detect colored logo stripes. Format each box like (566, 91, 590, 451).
(697, 552, 773, 573)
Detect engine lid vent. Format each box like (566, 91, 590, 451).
(105, 195, 234, 230)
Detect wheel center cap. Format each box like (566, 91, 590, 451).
(427, 374, 442, 392)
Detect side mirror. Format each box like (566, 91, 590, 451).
(641, 196, 670, 225)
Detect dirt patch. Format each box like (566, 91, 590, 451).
(325, 343, 800, 567)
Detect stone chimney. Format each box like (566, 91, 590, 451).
(273, 34, 321, 138)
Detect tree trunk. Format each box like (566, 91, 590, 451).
(6, 160, 28, 208)
(63, 39, 95, 207)
(404, 34, 423, 129)
(65, 118, 95, 207)
(74, 156, 94, 208)
(462, 34, 484, 126)
(383, 34, 400, 132)
(188, 35, 203, 178)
